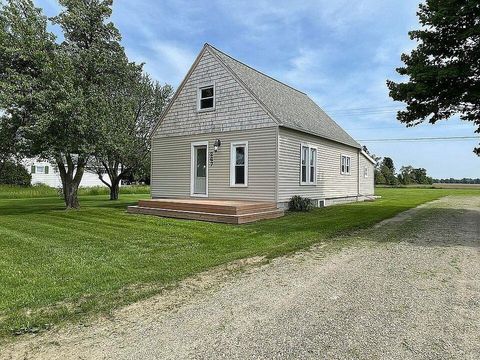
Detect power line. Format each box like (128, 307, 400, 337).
(346, 123, 474, 131)
(358, 136, 480, 142)
(326, 104, 404, 112)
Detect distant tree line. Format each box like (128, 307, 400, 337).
(433, 178, 480, 184)
(0, 0, 173, 207)
(363, 147, 433, 186)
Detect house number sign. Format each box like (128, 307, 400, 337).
(209, 151, 214, 166)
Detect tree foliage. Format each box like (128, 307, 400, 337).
(387, 0, 480, 155)
(0, 0, 163, 208)
(434, 177, 480, 184)
(0, 160, 31, 185)
(89, 70, 172, 200)
(375, 157, 398, 185)
(0, 0, 55, 177)
(373, 155, 434, 186)
(397, 166, 433, 185)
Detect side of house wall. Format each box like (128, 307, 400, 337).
(359, 154, 375, 195)
(277, 127, 360, 205)
(151, 127, 277, 202)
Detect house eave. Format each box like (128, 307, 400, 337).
(279, 125, 362, 150)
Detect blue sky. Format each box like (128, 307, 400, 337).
(37, 0, 479, 178)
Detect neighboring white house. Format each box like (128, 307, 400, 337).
(150, 44, 375, 208)
(25, 158, 110, 188)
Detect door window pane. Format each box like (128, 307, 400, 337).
(236, 146, 245, 165)
(196, 148, 206, 177)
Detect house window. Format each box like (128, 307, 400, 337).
(300, 144, 317, 185)
(31, 165, 49, 174)
(341, 155, 351, 175)
(364, 166, 368, 178)
(230, 142, 248, 186)
(198, 84, 215, 110)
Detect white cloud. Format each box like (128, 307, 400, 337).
(281, 47, 329, 90)
(126, 41, 196, 85)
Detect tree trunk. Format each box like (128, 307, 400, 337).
(56, 155, 86, 209)
(109, 180, 119, 200)
(98, 160, 129, 201)
(64, 178, 80, 209)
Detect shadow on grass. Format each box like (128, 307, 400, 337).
(0, 196, 139, 216)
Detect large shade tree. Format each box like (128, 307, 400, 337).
(90, 67, 173, 200)
(0, 0, 139, 208)
(387, 0, 480, 155)
(47, 0, 131, 208)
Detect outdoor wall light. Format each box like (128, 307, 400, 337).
(214, 139, 222, 152)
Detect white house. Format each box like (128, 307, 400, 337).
(149, 44, 375, 208)
(25, 158, 110, 188)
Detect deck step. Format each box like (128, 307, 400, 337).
(127, 206, 285, 224)
(137, 199, 278, 215)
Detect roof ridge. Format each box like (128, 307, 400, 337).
(205, 43, 307, 96)
(203, 43, 361, 149)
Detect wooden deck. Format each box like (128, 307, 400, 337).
(127, 198, 284, 224)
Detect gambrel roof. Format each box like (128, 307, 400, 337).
(207, 44, 361, 149)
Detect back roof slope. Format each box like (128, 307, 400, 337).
(208, 44, 360, 149)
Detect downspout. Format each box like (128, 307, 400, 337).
(357, 149, 360, 200)
(275, 126, 279, 206)
(150, 138, 154, 199)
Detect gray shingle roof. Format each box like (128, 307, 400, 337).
(208, 44, 361, 149)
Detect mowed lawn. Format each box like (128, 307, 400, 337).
(0, 187, 478, 339)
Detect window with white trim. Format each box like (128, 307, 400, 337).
(230, 142, 248, 186)
(300, 144, 317, 185)
(197, 84, 215, 110)
(341, 155, 351, 175)
(364, 166, 368, 178)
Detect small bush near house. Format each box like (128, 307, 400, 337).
(289, 195, 314, 212)
(0, 161, 31, 186)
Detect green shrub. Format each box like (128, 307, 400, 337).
(0, 161, 31, 186)
(288, 195, 314, 212)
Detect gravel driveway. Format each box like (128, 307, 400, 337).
(3, 196, 480, 360)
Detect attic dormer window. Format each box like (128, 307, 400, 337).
(198, 84, 215, 111)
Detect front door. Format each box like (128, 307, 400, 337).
(193, 144, 207, 196)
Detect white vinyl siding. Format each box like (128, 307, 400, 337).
(359, 153, 375, 195)
(278, 127, 359, 202)
(151, 127, 277, 201)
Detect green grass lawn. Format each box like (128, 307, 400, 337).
(0, 187, 478, 340)
(0, 184, 150, 199)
